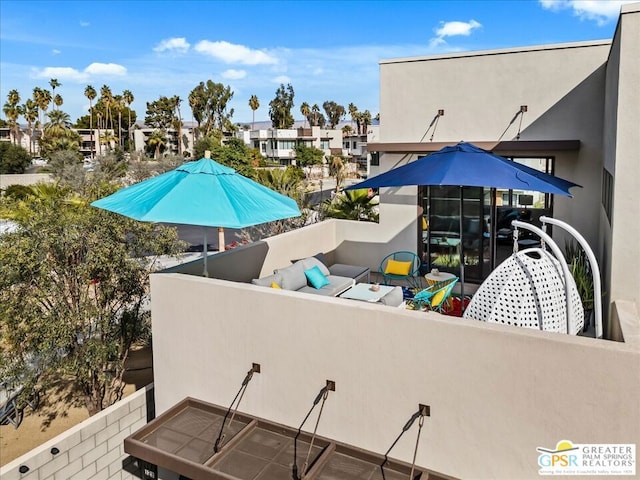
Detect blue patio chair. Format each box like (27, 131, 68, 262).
(412, 277, 459, 313)
(379, 251, 422, 288)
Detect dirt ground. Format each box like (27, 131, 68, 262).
(0, 346, 153, 466)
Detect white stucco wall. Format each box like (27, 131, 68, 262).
(377, 41, 610, 257)
(150, 274, 640, 480)
(609, 4, 640, 311)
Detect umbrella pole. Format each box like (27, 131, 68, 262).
(203, 228, 209, 277)
(459, 188, 466, 313)
(218, 227, 225, 253)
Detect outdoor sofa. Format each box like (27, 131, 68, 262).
(251, 254, 404, 307)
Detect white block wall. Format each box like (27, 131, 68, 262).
(0, 384, 152, 480)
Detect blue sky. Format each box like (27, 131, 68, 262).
(0, 0, 634, 125)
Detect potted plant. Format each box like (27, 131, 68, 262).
(565, 241, 594, 331)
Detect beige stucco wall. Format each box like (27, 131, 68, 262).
(377, 41, 611, 259)
(150, 273, 640, 480)
(609, 4, 640, 311)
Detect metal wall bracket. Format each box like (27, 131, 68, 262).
(419, 404, 430, 417)
(252, 363, 261, 374)
(326, 380, 336, 392)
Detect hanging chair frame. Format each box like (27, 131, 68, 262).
(511, 218, 602, 338)
(540, 216, 603, 338)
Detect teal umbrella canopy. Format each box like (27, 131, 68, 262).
(91, 157, 301, 229)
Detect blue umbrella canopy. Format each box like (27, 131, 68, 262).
(347, 142, 580, 195)
(91, 157, 301, 228)
(346, 142, 580, 310)
(91, 157, 301, 274)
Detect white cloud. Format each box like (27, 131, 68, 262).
(272, 75, 291, 84)
(36, 66, 86, 81)
(539, 0, 635, 25)
(34, 63, 127, 82)
(52, 49, 61, 55)
(153, 37, 190, 53)
(429, 19, 482, 48)
(84, 62, 127, 76)
(80, 21, 90, 27)
(194, 40, 278, 65)
(221, 69, 247, 79)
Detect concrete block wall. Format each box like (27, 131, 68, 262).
(0, 384, 153, 480)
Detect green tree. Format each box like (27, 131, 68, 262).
(293, 144, 324, 177)
(47, 149, 85, 190)
(192, 131, 223, 160)
(145, 96, 177, 130)
(322, 101, 346, 128)
(249, 95, 260, 130)
(269, 83, 295, 129)
(188, 80, 234, 136)
(323, 188, 379, 222)
(0, 142, 31, 173)
(209, 136, 256, 177)
(0, 183, 185, 415)
(84, 85, 97, 159)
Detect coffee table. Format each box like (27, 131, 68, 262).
(339, 283, 395, 302)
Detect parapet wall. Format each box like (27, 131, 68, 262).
(0, 384, 153, 480)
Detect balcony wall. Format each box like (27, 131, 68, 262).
(150, 270, 640, 480)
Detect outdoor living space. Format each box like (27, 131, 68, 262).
(149, 213, 639, 479)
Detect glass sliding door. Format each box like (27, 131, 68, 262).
(421, 186, 488, 283)
(420, 156, 555, 283)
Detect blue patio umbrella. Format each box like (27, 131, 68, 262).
(91, 156, 301, 275)
(348, 142, 579, 195)
(346, 142, 580, 304)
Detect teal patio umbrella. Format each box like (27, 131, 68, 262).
(91, 155, 301, 275)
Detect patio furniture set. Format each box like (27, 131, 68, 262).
(250, 252, 448, 310)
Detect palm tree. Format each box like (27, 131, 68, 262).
(36, 88, 52, 126)
(3, 89, 21, 145)
(84, 85, 97, 159)
(360, 110, 372, 135)
(249, 95, 260, 130)
(328, 155, 347, 192)
(100, 129, 117, 152)
(53, 94, 63, 110)
(323, 188, 379, 222)
(123, 89, 134, 150)
(96, 112, 102, 155)
(113, 94, 123, 148)
(147, 129, 166, 159)
(23, 99, 38, 154)
(311, 104, 321, 127)
(171, 95, 183, 156)
(100, 85, 113, 132)
(348, 103, 358, 130)
(49, 79, 61, 108)
(300, 102, 310, 128)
